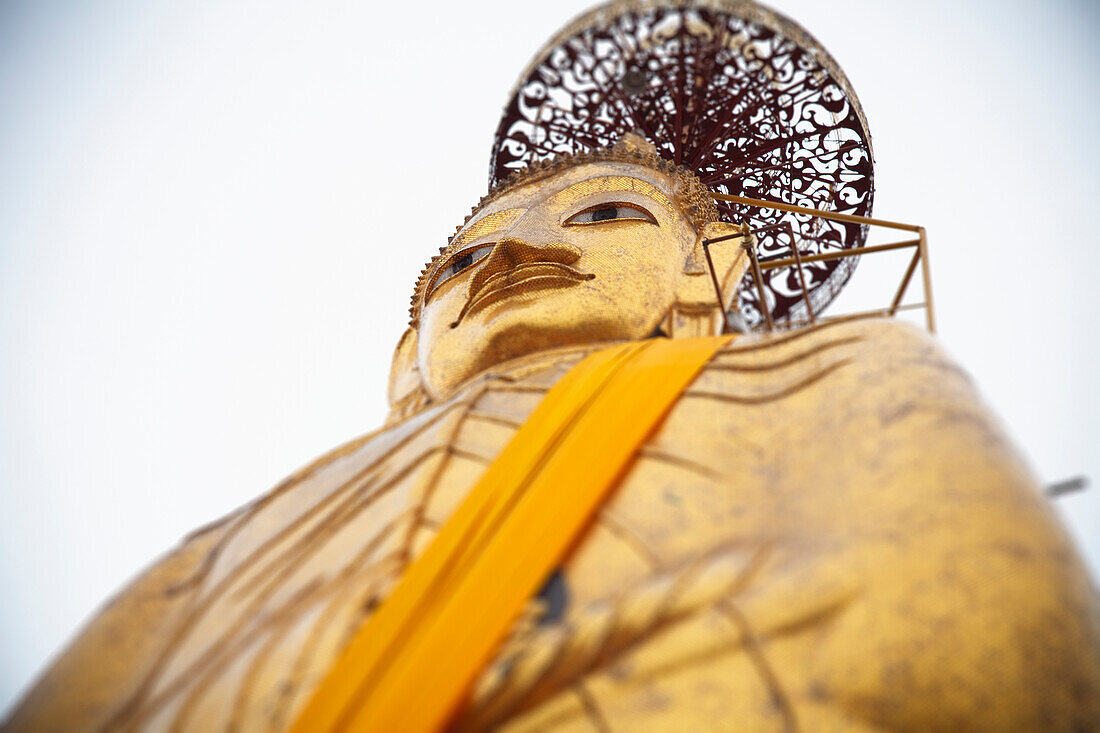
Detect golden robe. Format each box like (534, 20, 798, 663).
(9, 318, 1100, 731)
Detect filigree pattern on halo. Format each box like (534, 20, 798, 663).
(489, 0, 874, 325)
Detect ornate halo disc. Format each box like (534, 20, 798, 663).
(489, 0, 875, 325)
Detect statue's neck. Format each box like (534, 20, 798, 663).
(386, 340, 627, 427)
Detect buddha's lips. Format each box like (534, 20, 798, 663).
(451, 262, 595, 327)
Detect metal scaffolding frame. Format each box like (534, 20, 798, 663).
(704, 192, 935, 334)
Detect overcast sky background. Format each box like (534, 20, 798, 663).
(2, 0, 1098, 716)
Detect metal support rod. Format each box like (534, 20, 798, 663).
(706, 221, 791, 247)
(712, 192, 922, 233)
(744, 236, 774, 332)
(1046, 476, 1088, 498)
(704, 232, 746, 246)
(704, 193, 934, 333)
(701, 235, 740, 317)
(759, 239, 920, 271)
(889, 249, 922, 316)
(917, 227, 936, 333)
(783, 222, 815, 324)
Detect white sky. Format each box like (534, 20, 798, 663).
(1, 0, 1098, 717)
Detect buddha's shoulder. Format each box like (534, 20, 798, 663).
(713, 315, 948, 369)
(710, 316, 967, 394)
(473, 316, 966, 408)
(419, 316, 966, 424)
(372, 317, 984, 474)
(678, 316, 979, 428)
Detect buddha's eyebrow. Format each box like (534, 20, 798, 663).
(450, 208, 525, 249)
(548, 175, 674, 210)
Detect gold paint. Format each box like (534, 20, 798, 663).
(452, 208, 527, 248)
(405, 132, 721, 332)
(8, 141, 1099, 731)
(412, 155, 745, 401)
(290, 337, 732, 733)
(549, 174, 677, 215)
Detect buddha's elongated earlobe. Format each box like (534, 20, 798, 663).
(664, 221, 750, 337)
(699, 221, 750, 311)
(386, 328, 429, 424)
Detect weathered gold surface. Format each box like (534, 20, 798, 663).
(392, 135, 746, 415)
(8, 147, 1100, 731)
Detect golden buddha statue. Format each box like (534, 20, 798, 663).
(8, 1, 1100, 731)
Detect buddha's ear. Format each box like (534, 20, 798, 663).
(698, 221, 750, 310)
(669, 222, 753, 337)
(386, 328, 429, 424)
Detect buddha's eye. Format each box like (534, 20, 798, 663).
(432, 243, 495, 292)
(564, 202, 657, 226)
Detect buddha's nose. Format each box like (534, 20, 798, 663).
(489, 237, 581, 268)
(467, 237, 582, 297)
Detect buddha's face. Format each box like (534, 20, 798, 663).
(416, 160, 703, 399)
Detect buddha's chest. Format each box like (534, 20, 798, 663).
(117, 323, 923, 730)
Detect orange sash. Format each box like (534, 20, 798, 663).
(289, 335, 733, 732)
